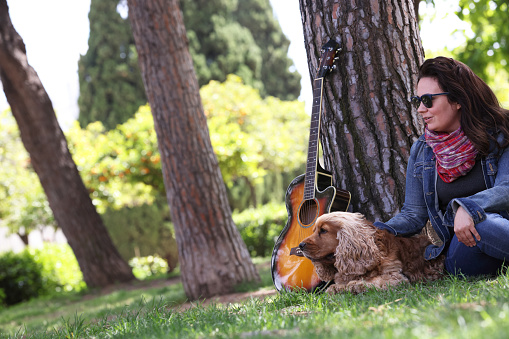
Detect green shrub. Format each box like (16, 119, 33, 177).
(226, 169, 303, 212)
(28, 243, 86, 293)
(129, 255, 169, 280)
(0, 287, 5, 306)
(233, 202, 287, 257)
(0, 251, 44, 306)
(102, 198, 179, 272)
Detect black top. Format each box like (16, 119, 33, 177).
(436, 160, 487, 212)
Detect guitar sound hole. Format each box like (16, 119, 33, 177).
(298, 199, 319, 227)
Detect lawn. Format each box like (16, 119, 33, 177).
(1, 258, 509, 338)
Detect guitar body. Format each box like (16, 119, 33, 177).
(271, 165, 350, 292)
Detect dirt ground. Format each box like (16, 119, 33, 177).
(176, 288, 278, 311)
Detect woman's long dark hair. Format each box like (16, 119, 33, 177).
(418, 56, 509, 156)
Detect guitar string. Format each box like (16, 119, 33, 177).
(299, 200, 315, 243)
(300, 200, 307, 243)
(299, 201, 305, 243)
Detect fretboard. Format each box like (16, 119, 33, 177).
(303, 77, 324, 200)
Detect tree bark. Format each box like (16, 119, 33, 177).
(413, 0, 420, 20)
(299, 0, 425, 221)
(128, 0, 260, 300)
(0, 0, 135, 288)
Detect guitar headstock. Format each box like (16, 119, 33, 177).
(316, 39, 341, 79)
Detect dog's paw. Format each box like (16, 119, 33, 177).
(326, 283, 347, 294)
(345, 281, 368, 294)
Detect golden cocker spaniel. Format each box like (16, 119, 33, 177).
(299, 212, 444, 294)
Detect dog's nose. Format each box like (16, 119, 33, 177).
(299, 242, 306, 250)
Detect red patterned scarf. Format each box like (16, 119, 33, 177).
(425, 127, 478, 183)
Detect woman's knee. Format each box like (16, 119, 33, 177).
(445, 235, 505, 276)
(474, 213, 509, 258)
(475, 213, 509, 237)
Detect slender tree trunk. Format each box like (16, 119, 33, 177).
(299, 0, 425, 221)
(0, 0, 135, 288)
(17, 233, 28, 246)
(243, 176, 257, 208)
(128, 0, 260, 300)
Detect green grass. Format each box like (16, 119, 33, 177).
(2, 259, 509, 338)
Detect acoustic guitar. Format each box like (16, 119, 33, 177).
(271, 39, 351, 292)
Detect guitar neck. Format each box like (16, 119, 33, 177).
(303, 77, 324, 200)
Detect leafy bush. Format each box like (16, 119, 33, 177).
(227, 169, 303, 212)
(0, 251, 44, 306)
(66, 111, 162, 214)
(233, 202, 287, 257)
(28, 243, 86, 293)
(129, 255, 169, 280)
(0, 109, 56, 239)
(66, 78, 309, 213)
(0, 288, 5, 307)
(101, 198, 179, 272)
(202, 75, 309, 208)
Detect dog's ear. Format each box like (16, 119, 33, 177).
(313, 262, 336, 282)
(333, 215, 382, 277)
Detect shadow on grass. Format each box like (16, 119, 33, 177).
(0, 258, 272, 336)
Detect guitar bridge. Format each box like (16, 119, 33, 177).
(290, 246, 304, 257)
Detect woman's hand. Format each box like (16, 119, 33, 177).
(454, 206, 481, 247)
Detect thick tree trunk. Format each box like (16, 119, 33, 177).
(128, 0, 260, 300)
(299, 0, 425, 221)
(0, 0, 135, 288)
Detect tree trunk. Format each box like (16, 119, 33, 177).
(0, 0, 135, 288)
(128, 0, 260, 300)
(17, 232, 28, 246)
(413, 0, 420, 19)
(243, 176, 257, 208)
(299, 0, 425, 221)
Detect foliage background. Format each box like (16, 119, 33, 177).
(78, 0, 301, 130)
(0, 75, 310, 288)
(0, 109, 56, 243)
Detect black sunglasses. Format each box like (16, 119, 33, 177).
(410, 92, 449, 109)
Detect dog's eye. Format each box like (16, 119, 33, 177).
(319, 228, 328, 235)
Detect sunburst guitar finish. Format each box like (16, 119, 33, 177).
(271, 168, 350, 292)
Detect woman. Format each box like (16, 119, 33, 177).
(374, 56, 509, 276)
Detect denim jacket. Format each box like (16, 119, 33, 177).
(374, 133, 509, 260)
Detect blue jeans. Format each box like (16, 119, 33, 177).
(445, 213, 509, 276)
